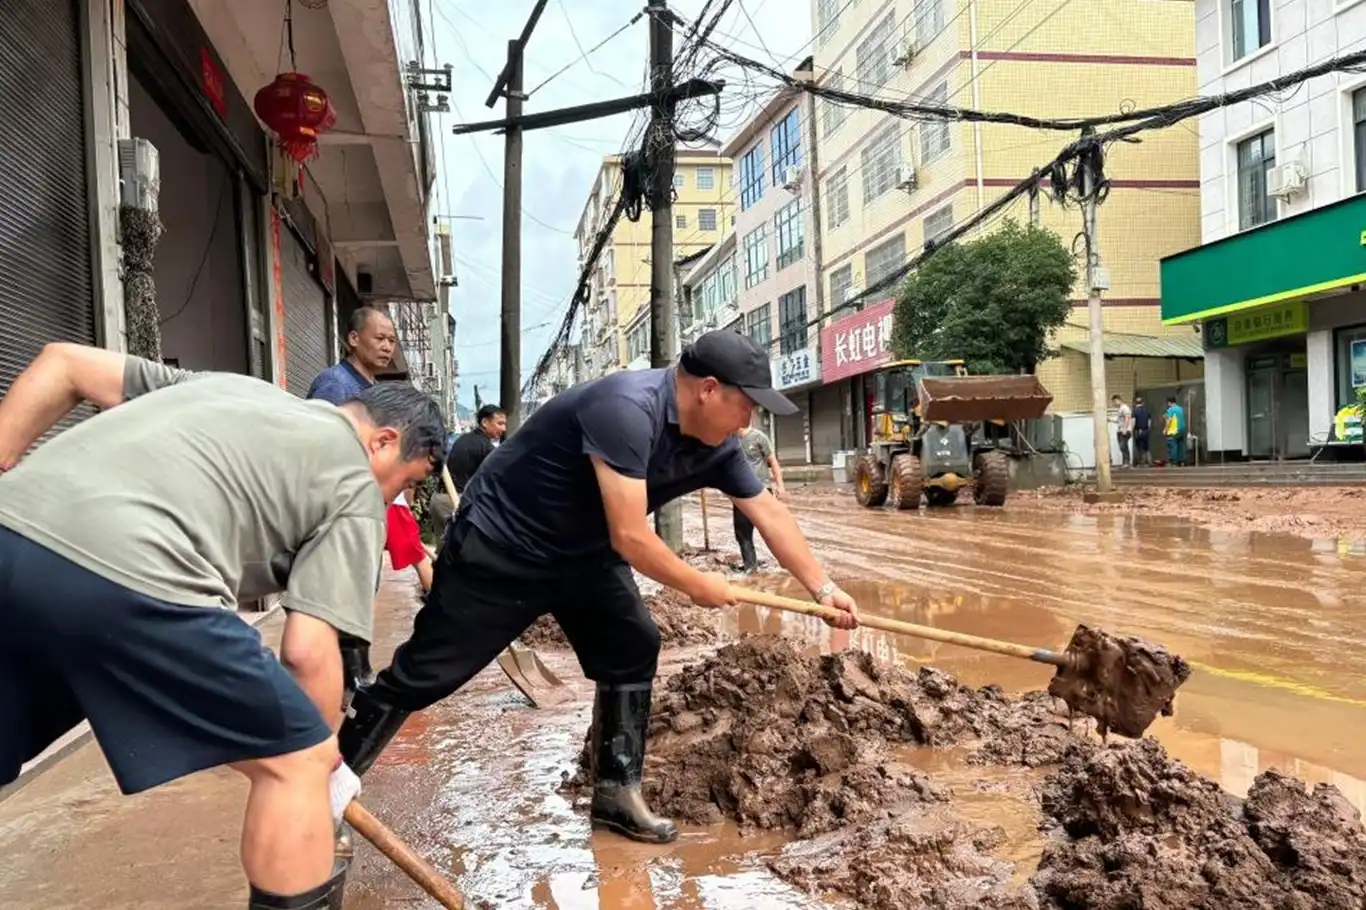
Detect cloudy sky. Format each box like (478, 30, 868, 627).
(424, 1, 813, 409)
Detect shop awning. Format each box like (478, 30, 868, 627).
(1060, 332, 1204, 359)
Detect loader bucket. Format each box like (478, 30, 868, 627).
(919, 375, 1053, 423)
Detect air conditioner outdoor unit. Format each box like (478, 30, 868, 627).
(843, 288, 861, 305)
(890, 43, 911, 69)
(1267, 161, 1306, 198)
(422, 361, 436, 379)
(782, 166, 804, 191)
(895, 167, 917, 192)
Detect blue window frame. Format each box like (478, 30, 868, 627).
(770, 109, 802, 184)
(740, 144, 765, 210)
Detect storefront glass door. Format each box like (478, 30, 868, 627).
(1247, 364, 1275, 458)
(1246, 353, 1310, 460)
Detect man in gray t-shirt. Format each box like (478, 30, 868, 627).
(0, 342, 443, 908)
(733, 425, 784, 572)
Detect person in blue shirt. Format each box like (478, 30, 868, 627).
(338, 331, 860, 846)
(306, 306, 398, 405)
(1164, 396, 1187, 466)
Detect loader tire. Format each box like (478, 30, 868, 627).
(890, 454, 923, 510)
(973, 451, 1010, 507)
(925, 486, 958, 508)
(854, 454, 889, 508)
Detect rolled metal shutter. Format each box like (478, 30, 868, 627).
(773, 400, 808, 464)
(0, 0, 97, 430)
(281, 226, 329, 397)
(809, 384, 844, 465)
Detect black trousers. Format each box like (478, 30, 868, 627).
(373, 520, 662, 712)
(733, 504, 757, 569)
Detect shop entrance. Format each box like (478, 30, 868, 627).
(1246, 350, 1310, 460)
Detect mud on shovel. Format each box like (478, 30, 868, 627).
(729, 586, 1192, 739)
(437, 465, 570, 708)
(343, 801, 465, 908)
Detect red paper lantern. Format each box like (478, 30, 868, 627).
(253, 72, 337, 163)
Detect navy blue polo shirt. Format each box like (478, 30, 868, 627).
(306, 360, 372, 405)
(459, 367, 764, 563)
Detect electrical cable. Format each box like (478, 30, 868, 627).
(527, 5, 643, 97)
(159, 175, 232, 326)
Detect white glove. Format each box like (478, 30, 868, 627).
(330, 761, 362, 826)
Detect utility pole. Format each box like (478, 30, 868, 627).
(1079, 129, 1115, 497)
(499, 39, 524, 433)
(437, 223, 456, 423)
(648, 0, 682, 550)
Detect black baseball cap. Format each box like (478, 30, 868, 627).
(679, 330, 799, 416)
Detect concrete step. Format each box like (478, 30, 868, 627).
(1110, 467, 1366, 488)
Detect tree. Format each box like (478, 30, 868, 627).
(891, 220, 1077, 374)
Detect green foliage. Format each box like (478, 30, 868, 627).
(891, 220, 1078, 374)
(1355, 384, 1366, 419)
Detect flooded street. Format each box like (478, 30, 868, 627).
(345, 489, 1366, 909)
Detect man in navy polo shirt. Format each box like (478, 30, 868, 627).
(339, 330, 859, 845)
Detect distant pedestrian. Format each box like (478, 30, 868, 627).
(1132, 396, 1152, 466)
(733, 424, 785, 573)
(1112, 394, 1133, 468)
(446, 404, 507, 494)
(1164, 396, 1187, 466)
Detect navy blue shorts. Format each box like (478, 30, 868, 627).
(0, 527, 331, 794)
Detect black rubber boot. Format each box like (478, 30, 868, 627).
(338, 685, 410, 775)
(589, 682, 677, 844)
(248, 859, 347, 909)
(339, 636, 375, 690)
(737, 536, 758, 573)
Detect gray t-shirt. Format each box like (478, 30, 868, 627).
(737, 429, 774, 484)
(0, 357, 386, 642)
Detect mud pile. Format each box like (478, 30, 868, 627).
(1032, 739, 1366, 909)
(1049, 624, 1192, 738)
(518, 591, 718, 650)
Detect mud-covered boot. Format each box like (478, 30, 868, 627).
(589, 682, 677, 844)
(248, 859, 347, 909)
(339, 636, 375, 689)
(338, 685, 410, 775)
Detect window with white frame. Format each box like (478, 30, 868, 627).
(746, 303, 773, 348)
(740, 143, 765, 210)
(778, 286, 809, 355)
(774, 199, 805, 270)
(827, 167, 850, 229)
(823, 70, 849, 136)
(1354, 89, 1366, 194)
(674, 173, 686, 189)
(816, 0, 841, 46)
(697, 166, 715, 190)
(743, 225, 769, 288)
(770, 109, 802, 184)
(699, 208, 718, 231)
(921, 82, 951, 162)
(829, 264, 854, 308)
(1236, 129, 1276, 230)
(862, 123, 903, 203)
(719, 253, 736, 305)
(627, 321, 650, 360)
(856, 12, 897, 90)
(865, 234, 907, 288)
(676, 213, 687, 229)
(916, 0, 945, 41)
(923, 205, 954, 245)
(1229, 0, 1272, 64)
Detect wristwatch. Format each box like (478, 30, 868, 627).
(811, 580, 838, 602)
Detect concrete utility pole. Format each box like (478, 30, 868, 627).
(648, 0, 682, 550)
(1079, 129, 1115, 497)
(436, 224, 456, 423)
(499, 39, 525, 433)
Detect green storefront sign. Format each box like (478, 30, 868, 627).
(1203, 300, 1308, 349)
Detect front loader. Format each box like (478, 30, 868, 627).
(852, 361, 1052, 510)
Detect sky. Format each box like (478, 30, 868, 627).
(423, 0, 814, 409)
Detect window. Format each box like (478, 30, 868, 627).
(865, 234, 907, 288)
(774, 200, 805, 270)
(1336, 324, 1366, 410)
(861, 124, 903, 203)
(857, 12, 897, 90)
(827, 168, 850, 229)
(676, 213, 688, 229)
(778, 287, 808, 355)
(923, 205, 954, 245)
(719, 253, 737, 305)
(699, 208, 718, 231)
(1354, 89, 1366, 194)
(916, 0, 945, 40)
(673, 173, 686, 189)
(627, 322, 650, 361)
(743, 225, 769, 288)
(746, 303, 772, 348)
(822, 71, 849, 136)
(921, 83, 951, 162)
(816, 0, 841, 46)
(770, 109, 802, 184)
(1230, 0, 1272, 63)
(1236, 129, 1276, 230)
(697, 166, 716, 190)
(829, 264, 854, 309)
(740, 143, 765, 210)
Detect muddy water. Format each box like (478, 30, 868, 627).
(348, 494, 1366, 908)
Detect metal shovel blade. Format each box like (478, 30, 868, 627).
(496, 642, 573, 708)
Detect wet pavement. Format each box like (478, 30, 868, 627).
(2, 491, 1365, 908)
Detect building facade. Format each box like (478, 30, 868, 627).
(574, 149, 733, 377)
(0, 0, 437, 433)
(809, 0, 1204, 453)
(1160, 0, 1366, 460)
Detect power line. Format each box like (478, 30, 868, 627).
(527, 5, 643, 97)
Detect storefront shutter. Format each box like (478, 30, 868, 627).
(0, 0, 97, 432)
(280, 226, 331, 397)
(809, 384, 844, 465)
(774, 400, 809, 464)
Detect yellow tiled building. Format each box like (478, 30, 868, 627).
(574, 150, 734, 376)
(810, 0, 1204, 412)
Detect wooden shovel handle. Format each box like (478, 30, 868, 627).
(344, 801, 465, 909)
(728, 585, 1068, 668)
(439, 464, 460, 506)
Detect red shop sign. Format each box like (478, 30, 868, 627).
(819, 298, 895, 384)
(200, 47, 227, 118)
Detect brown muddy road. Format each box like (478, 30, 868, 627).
(346, 491, 1366, 909)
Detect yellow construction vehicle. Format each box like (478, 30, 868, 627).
(853, 360, 1052, 509)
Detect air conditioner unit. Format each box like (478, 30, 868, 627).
(892, 40, 915, 68)
(895, 167, 917, 192)
(782, 166, 804, 191)
(1267, 161, 1306, 198)
(843, 287, 862, 305)
(422, 361, 436, 379)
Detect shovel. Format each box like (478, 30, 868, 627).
(344, 800, 465, 908)
(729, 585, 1191, 739)
(437, 466, 570, 708)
